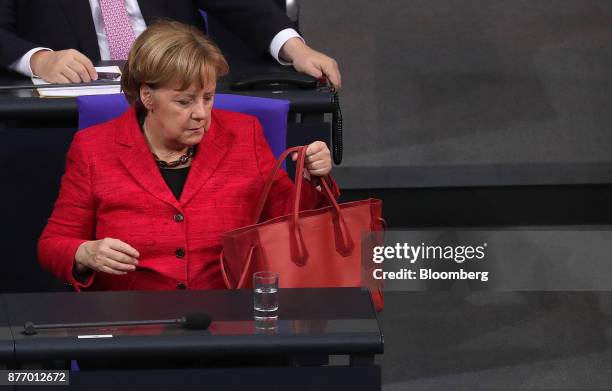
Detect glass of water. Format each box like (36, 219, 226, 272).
(253, 271, 279, 321)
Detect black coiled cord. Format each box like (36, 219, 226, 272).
(331, 90, 343, 165)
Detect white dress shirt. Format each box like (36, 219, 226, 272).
(10, 0, 302, 77)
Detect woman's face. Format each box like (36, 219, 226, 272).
(141, 80, 216, 150)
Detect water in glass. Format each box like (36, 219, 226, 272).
(253, 271, 279, 320)
(254, 286, 278, 319)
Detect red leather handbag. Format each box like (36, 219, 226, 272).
(220, 146, 385, 311)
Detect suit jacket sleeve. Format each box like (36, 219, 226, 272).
(195, 0, 296, 55)
(38, 132, 96, 290)
(253, 118, 339, 221)
(0, 0, 38, 67)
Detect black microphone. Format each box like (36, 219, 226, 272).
(22, 312, 212, 335)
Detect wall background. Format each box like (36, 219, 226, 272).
(299, 1, 612, 181)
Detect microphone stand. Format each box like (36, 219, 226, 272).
(23, 318, 185, 336)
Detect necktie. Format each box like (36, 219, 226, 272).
(99, 0, 137, 60)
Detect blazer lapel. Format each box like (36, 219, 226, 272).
(180, 112, 235, 206)
(59, 0, 100, 61)
(116, 109, 181, 210)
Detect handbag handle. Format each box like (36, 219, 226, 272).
(292, 156, 354, 260)
(219, 247, 256, 289)
(219, 250, 235, 289)
(251, 146, 302, 225)
(289, 147, 310, 265)
(252, 145, 354, 265)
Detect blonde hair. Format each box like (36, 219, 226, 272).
(121, 20, 229, 112)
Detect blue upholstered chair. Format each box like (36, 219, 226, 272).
(77, 93, 290, 159)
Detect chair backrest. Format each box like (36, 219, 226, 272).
(77, 93, 290, 158)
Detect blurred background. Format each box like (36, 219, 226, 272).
(297, 2, 612, 389)
(301, 0, 612, 186)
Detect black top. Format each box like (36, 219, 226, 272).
(160, 167, 190, 200)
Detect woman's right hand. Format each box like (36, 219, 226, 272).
(75, 238, 140, 275)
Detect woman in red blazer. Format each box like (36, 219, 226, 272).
(38, 21, 336, 292)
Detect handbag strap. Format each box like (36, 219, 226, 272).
(289, 147, 354, 263)
(251, 146, 302, 225)
(289, 146, 309, 265)
(254, 146, 340, 223)
(252, 145, 355, 265)
(321, 177, 354, 256)
(219, 247, 257, 289)
(219, 250, 234, 289)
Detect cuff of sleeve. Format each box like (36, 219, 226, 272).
(58, 239, 94, 291)
(270, 28, 303, 66)
(72, 264, 94, 289)
(8, 47, 52, 78)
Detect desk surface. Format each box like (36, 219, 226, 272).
(2, 288, 382, 360)
(0, 89, 334, 121)
(0, 63, 335, 120)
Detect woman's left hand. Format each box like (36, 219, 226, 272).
(292, 141, 332, 177)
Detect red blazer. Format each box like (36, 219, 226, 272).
(38, 107, 337, 292)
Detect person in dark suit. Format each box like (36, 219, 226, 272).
(0, 0, 341, 88)
(38, 20, 337, 291)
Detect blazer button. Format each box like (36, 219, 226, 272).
(173, 213, 184, 222)
(175, 248, 185, 259)
(176, 283, 186, 290)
